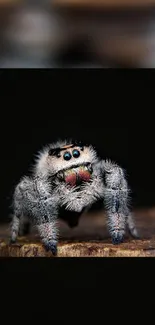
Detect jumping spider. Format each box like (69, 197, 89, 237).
(10, 139, 138, 255)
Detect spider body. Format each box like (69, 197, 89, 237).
(10, 139, 138, 255)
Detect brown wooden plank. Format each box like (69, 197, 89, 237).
(1, 208, 155, 257)
(1, 238, 155, 257)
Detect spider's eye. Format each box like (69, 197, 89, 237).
(63, 151, 72, 161)
(72, 149, 80, 158)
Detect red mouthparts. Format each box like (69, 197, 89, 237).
(64, 168, 91, 187)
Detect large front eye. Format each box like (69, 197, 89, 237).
(72, 149, 80, 158)
(63, 151, 72, 161)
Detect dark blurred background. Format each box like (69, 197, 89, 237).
(0, 1, 155, 68)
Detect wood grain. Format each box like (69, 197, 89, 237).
(1, 238, 155, 257)
(1, 208, 155, 257)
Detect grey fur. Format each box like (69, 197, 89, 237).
(126, 213, 139, 238)
(10, 139, 138, 254)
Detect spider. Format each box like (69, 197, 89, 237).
(10, 139, 138, 255)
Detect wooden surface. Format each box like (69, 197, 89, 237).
(1, 208, 155, 257)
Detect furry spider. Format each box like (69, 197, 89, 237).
(10, 139, 138, 255)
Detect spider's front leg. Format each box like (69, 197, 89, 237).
(11, 177, 59, 256)
(35, 201, 58, 256)
(36, 220, 58, 256)
(102, 161, 134, 245)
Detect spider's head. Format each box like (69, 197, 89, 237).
(35, 140, 98, 186)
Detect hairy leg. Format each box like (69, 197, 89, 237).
(10, 215, 20, 243)
(36, 219, 58, 255)
(11, 176, 59, 255)
(102, 160, 131, 244)
(126, 213, 139, 238)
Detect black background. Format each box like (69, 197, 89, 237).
(0, 70, 155, 300)
(0, 69, 155, 223)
